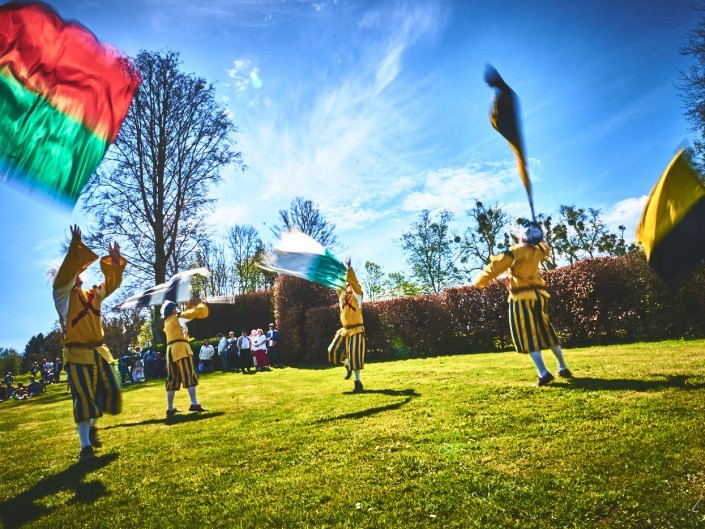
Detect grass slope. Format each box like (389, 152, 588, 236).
(1, 340, 704, 529)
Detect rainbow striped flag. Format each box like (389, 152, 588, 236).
(0, 1, 140, 206)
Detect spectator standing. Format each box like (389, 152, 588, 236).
(143, 344, 156, 380)
(266, 323, 281, 367)
(237, 330, 254, 374)
(199, 339, 215, 373)
(216, 333, 228, 372)
(252, 329, 271, 371)
(54, 358, 63, 383)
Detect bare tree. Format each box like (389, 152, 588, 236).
(83, 50, 244, 289)
(400, 209, 464, 294)
(227, 224, 266, 294)
(272, 196, 339, 251)
(192, 238, 231, 298)
(552, 205, 611, 263)
(678, 7, 705, 171)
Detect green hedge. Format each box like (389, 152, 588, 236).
(168, 254, 705, 365)
(291, 253, 705, 363)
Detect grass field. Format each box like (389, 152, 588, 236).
(1, 340, 704, 529)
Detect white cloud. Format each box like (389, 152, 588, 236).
(602, 195, 648, 241)
(401, 161, 522, 213)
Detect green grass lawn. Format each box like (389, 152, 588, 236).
(1, 340, 704, 529)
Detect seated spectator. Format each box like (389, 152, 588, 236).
(27, 378, 44, 397)
(4, 382, 14, 400)
(3, 371, 14, 384)
(12, 383, 28, 400)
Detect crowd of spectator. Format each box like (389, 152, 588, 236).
(1, 323, 283, 403)
(214, 323, 281, 374)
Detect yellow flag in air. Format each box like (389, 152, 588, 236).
(484, 64, 534, 220)
(636, 149, 705, 284)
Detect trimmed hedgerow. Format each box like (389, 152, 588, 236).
(187, 253, 705, 365)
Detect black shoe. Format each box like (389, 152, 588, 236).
(344, 365, 352, 380)
(353, 380, 364, 393)
(536, 373, 555, 387)
(189, 404, 208, 412)
(79, 446, 95, 461)
(166, 408, 181, 417)
(558, 368, 573, 378)
(89, 426, 102, 448)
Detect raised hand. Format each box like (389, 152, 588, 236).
(70, 224, 81, 243)
(108, 241, 121, 267)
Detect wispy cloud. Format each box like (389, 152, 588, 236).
(211, 2, 446, 240)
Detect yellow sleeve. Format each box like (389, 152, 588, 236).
(96, 255, 127, 302)
(53, 239, 98, 325)
(180, 302, 209, 320)
(474, 251, 514, 289)
(53, 239, 98, 291)
(346, 267, 363, 296)
(537, 242, 550, 261)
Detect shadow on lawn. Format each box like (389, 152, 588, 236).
(315, 388, 420, 423)
(0, 453, 118, 529)
(102, 411, 226, 429)
(558, 374, 705, 392)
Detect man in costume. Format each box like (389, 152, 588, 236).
(162, 297, 209, 417)
(474, 221, 572, 386)
(52, 225, 125, 461)
(328, 263, 366, 393)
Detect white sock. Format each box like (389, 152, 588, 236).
(166, 390, 175, 410)
(550, 345, 568, 370)
(90, 418, 96, 427)
(77, 421, 91, 449)
(187, 386, 198, 406)
(353, 370, 361, 382)
(529, 351, 549, 377)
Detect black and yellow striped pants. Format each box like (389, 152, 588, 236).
(328, 330, 366, 371)
(166, 355, 199, 391)
(508, 295, 560, 353)
(66, 351, 122, 423)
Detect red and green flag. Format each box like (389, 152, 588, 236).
(0, 1, 140, 206)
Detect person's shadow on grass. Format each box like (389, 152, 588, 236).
(557, 374, 705, 392)
(315, 388, 420, 423)
(102, 411, 226, 429)
(0, 452, 118, 529)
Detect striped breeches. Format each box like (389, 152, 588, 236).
(66, 351, 122, 423)
(328, 331, 366, 371)
(508, 295, 560, 353)
(166, 356, 199, 391)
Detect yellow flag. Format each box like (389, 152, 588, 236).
(636, 149, 705, 283)
(485, 64, 534, 220)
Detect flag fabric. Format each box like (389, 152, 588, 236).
(114, 268, 210, 311)
(257, 229, 348, 290)
(636, 148, 705, 284)
(484, 64, 535, 220)
(0, 1, 140, 206)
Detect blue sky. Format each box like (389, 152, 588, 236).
(0, 0, 699, 352)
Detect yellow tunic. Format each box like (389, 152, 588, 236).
(336, 268, 364, 337)
(474, 242, 551, 301)
(53, 238, 126, 365)
(164, 303, 209, 362)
